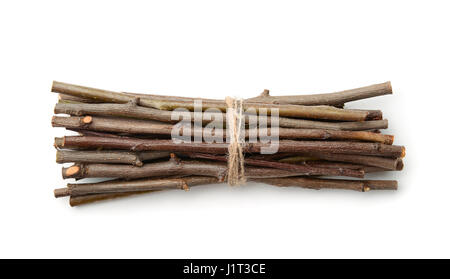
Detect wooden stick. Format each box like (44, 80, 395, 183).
(295, 160, 401, 172)
(56, 136, 406, 157)
(52, 115, 393, 144)
(279, 153, 402, 170)
(57, 176, 397, 206)
(254, 177, 398, 191)
(61, 154, 365, 180)
(52, 81, 380, 121)
(278, 118, 388, 131)
(59, 90, 220, 104)
(247, 82, 392, 105)
(69, 191, 155, 206)
(180, 153, 364, 178)
(55, 101, 388, 131)
(52, 115, 173, 135)
(55, 100, 184, 123)
(56, 150, 170, 166)
(55, 81, 392, 106)
(55, 176, 217, 197)
(55, 149, 391, 174)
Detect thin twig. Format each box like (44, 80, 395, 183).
(55, 101, 388, 131)
(56, 150, 170, 166)
(279, 153, 402, 170)
(52, 81, 381, 121)
(54, 81, 392, 106)
(61, 154, 365, 180)
(56, 176, 398, 206)
(56, 136, 406, 157)
(52, 115, 394, 144)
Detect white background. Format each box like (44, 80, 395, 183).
(0, 0, 449, 258)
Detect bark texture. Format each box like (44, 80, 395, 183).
(56, 136, 405, 157)
(52, 115, 393, 144)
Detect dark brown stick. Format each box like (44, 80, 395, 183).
(55, 149, 389, 175)
(56, 176, 397, 205)
(56, 136, 406, 157)
(69, 191, 156, 206)
(55, 176, 218, 197)
(296, 160, 400, 173)
(278, 118, 388, 131)
(61, 154, 364, 180)
(181, 153, 364, 178)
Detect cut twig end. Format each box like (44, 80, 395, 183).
(54, 188, 70, 198)
(367, 180, 398, 190)
(396, 159, 404, 171)
(54, 137, 65, 149)
(64, 165, 80, 178)
(51, 80, 58, 93)
(82, 116, 92, 124)
(386, 135, 394, 145)
(386, 81, 393, 94)
(55, 150, 62, 163)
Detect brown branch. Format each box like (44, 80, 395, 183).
(247, 82, 392, 105)
(56, 150, 170, 166)
(56, 136, 406, 158)
(55, 100, 182, 123)
(55, 101, 388, 131)
(52, 81, 380, 121)
(52, 115, 173, 136)
(296, 160, 402, 172)
(278, 118, 388, 131)
(52, 115, 394, 144)
(181, 153, 364, 178)
(56, 176, 397, 206)
(59, 90, 220, 104)
(61, 154, 364, 180)
(69, 191, 155, 206)
(69, 129, 131, 138)
(254, 177, 398, 191)
(279, 153, 402, 170)
(54, 130, 136, 149)
(55, 176, 217, 197)
(248, 153, 402, 172)
(54, 81, 391, 106)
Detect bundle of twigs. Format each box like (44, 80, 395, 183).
(51, 81, 405, 206)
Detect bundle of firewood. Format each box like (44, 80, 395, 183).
(52, 81, 405, 206)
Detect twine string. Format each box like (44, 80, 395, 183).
(225, 97, 246, 186)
